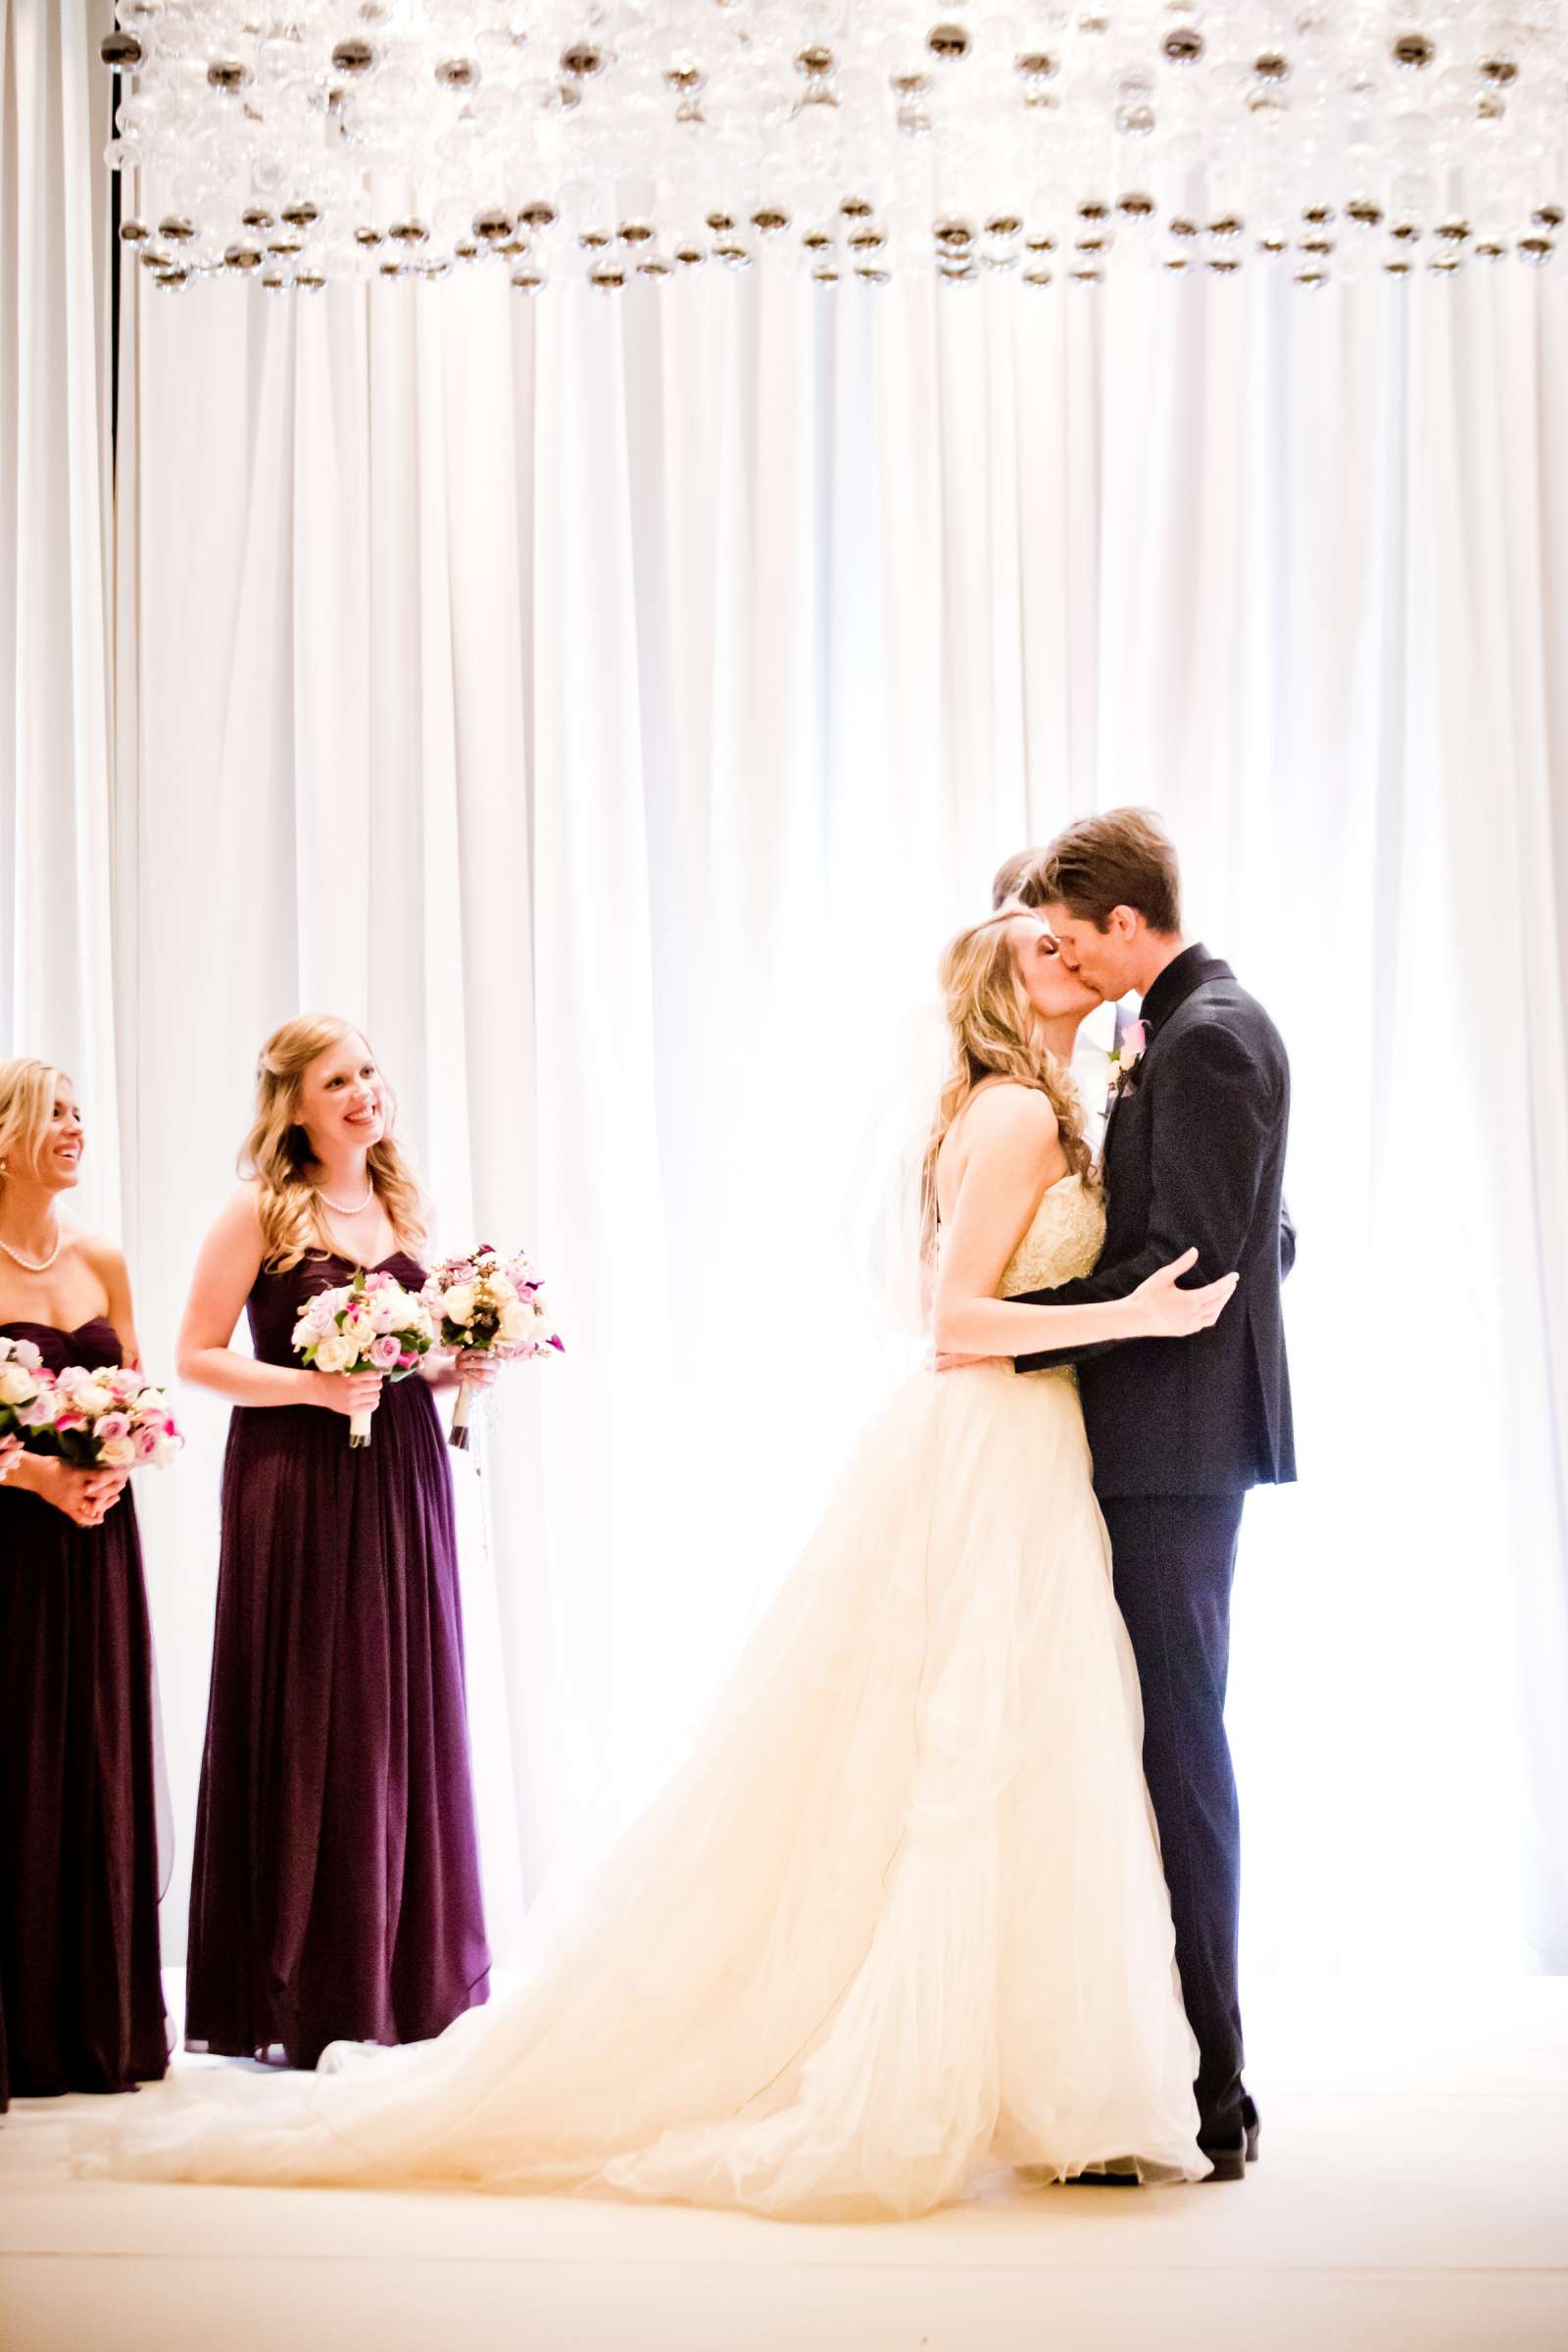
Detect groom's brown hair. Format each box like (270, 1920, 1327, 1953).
(1037, 808, 1183, 935)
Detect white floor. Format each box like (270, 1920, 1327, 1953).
(2, 1977, 1565, 2352)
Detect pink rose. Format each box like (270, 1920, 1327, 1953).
(54, 1409, 88, 1436)
(370, 1333, 400, 1368)
(397, 1349, 419, 1369)
(135, 1425, 162, 1460)
(96, 1412, 132, 1444)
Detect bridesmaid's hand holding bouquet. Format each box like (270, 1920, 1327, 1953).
(421, 1246, 564, 1448)
(293, 1267, 434, 1447)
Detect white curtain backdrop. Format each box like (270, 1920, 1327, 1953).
(7, 18, 1565, 1986)
(1, 0, 119, 1219)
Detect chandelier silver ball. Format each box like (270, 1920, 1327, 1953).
(332, 39, 376, 77)
(1162, 28, 1204, 65)
(207, 60, 252, 96)
(100, 32, 145, 72)
(435, 58, 479, 91)
(1391, 32, 1436, 70)
(926, 24, 972, 63)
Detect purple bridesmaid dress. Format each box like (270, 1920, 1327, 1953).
(0, 1317, 169, 2104)
(184, 1251, 490, 2070)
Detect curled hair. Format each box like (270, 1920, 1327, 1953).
(919, 910, 1095, 1265)
(0, 1058, 67, 1193)
(242, 1015, 425, 1273)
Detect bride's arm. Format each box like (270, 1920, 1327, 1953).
(930, 1091, 1237, 1359)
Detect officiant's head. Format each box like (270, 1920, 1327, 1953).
(1021, 808, 1184, 1001)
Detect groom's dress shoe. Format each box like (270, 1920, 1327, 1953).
(1243, 2096, 1260, 2163)
(1200, 2141, 1249, 2182)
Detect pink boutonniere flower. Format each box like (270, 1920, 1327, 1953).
(1107, 1018, 1149, 1106)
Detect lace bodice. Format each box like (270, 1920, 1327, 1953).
(999, 1174, 1105, 1298)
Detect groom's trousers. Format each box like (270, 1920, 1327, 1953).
(1098, 1492, 1248, 2153)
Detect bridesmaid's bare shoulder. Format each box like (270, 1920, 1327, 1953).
(74, 1229, 130, 1289)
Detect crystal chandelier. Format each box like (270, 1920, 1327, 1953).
(103, 3, 1568, 291)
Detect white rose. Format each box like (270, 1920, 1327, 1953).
(315, 1332, 356, 1375)
(0, 1364, 34, 1405)
(74, 1380, 115, 1419)
(498, 1299, 532, 1344)
(99, 1437, 137, 1469)
(442, 1283, 476, 1327)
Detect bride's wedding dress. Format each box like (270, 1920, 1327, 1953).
(93, 1174, 1204, 2217)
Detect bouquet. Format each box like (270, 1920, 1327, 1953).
(28, 1361, 183, 1469)
(421, 1245, 564, 1448)
(292, 1266, 434, 1447)
(0, 1334, 54, 1447)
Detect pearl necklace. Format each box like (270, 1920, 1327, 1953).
(316, 1182, 375, 1217)
(0, 1225, 64, 1273)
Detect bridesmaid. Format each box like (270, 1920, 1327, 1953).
(0, 1058, 168, 2104)
(180, 1015, 493, 2069)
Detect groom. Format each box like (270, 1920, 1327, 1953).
(988, 809, 1295, 2181)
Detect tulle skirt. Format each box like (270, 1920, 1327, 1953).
(86, 1362, 1203, 2218)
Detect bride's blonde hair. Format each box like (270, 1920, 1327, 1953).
(243, 1015, 425, 1273)
(919, 908, 1095, 1264)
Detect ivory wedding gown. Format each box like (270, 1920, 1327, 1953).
(91, 1174, 1204, 2217)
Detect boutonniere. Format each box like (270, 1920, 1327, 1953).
(1107, 1018, 1149, 1104)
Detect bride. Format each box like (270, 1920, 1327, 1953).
(94, 907, 1236, 2219)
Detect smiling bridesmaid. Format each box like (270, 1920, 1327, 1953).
(0, 1058, 168, 2103)
(180, 1016, 493, 2070)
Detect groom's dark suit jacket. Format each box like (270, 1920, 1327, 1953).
(1015, 945, 1295, 1497)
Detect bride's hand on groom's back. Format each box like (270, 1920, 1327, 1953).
(1129, 1250, 1239, 1341)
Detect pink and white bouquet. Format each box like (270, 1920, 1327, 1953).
(0, 1335, 56, 1447)
(292, 1265, 435, 1447)
(421, 1245, 564, 1448)
(30, 1361, 184, 1470)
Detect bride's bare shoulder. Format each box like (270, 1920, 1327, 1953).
(954, 1081, 1060, 1151)
(939, 1085, 1060, 1204)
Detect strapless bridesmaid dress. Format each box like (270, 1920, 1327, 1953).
(184, 1251, 489, 2070)
(0, 1315, 168, 2103)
